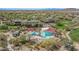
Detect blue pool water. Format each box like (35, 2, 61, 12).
(41, 31, 54, 38)
(31, 32, 39, 36)
(31, 31, 54, 38)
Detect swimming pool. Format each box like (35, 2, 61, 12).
(31, 31, 54, 38)
(31, 32, 39, 36)
(41, 31, 54, 38)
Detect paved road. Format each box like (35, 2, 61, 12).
(66, 31, 72, 41)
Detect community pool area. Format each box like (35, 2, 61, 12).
(31, 31, 54, 38)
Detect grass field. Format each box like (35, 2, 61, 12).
(8, 26, 18, 29)
(55, 20, 71, 30)
(69, 28, 79, 42)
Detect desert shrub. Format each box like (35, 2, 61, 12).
(19, 35, 27, 44)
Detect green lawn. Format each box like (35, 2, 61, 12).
(0, 25, 18, 32)
(69, 28, 79, 42)
(8, 26, 18, 29)
(55, 20, 71, 30)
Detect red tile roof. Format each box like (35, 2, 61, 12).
(46, 28, 56, 32)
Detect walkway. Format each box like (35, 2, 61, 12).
(4, 32, 14, 51)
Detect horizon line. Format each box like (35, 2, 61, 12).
(0, 8, 65, 10)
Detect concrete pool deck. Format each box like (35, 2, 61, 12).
(27, 27, 56, 39)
